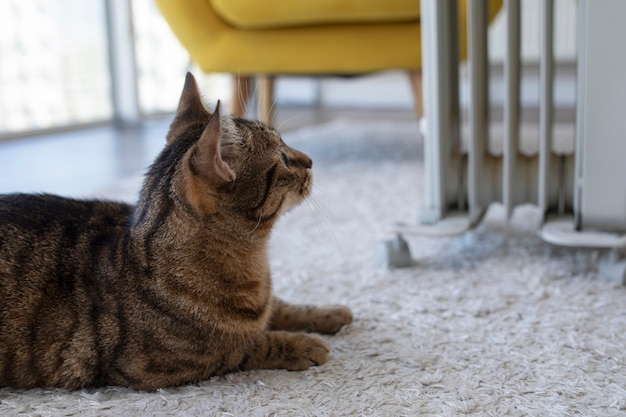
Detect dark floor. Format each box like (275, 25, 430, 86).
(0, 107, 416, 198)
(0, 117, 171, 197)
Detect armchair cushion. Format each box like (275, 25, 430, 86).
(155, 0, 502, 75)
(211, 0, 419, 29)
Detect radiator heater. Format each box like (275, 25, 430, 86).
(383, 0, 626, 282)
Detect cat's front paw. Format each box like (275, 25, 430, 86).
(285, 334, 330, 371)
(312, 305, 353, 334)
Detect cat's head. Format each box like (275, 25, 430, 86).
(137, 73, 312, 234)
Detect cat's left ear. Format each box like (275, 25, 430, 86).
(167, 72, 210, 144)
(191, 101, 236, 184)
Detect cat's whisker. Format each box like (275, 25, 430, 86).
(235, 73, 247, 117)
(275, 114, 302, 133)
(305, 191, 342, 252)
(269, 96, 279, 127)
(243, 75, 257, 119)
(251, 78, 262, 120)
(309, 183, 335, 213)
(233, 75, 253, 119)
(248, 214, 264, 234)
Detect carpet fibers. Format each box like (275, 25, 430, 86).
(1, 119, 625, 416)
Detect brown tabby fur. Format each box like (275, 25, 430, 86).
(0, 73, 352, 390)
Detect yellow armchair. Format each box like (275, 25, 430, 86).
(155, 0, 502, 124)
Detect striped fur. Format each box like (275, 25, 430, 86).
(0, 73, 352, 390)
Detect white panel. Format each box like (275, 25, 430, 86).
(538, 0, 554, 220)
(467, 0, 491, 225)
(502, 0, 521, 219)
(576, 0, 626, 231)
(419, 0, 461, 224)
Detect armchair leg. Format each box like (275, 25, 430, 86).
(231, 75, 252, 117)
(407, 70, 424, 120)
(257, 75, 276, 126)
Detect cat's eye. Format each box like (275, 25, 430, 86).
(281, 152, 290, 167)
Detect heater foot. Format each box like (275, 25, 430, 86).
(541, 218, 626, 248)
(389, 213, 472, 237)
(541, 217, 626, 285)
(599, 250, 626, 285)
(377, 234, 412, 268)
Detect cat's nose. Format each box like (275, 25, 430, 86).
(292, 149, 312, 169)
(302, 156, 312, 169)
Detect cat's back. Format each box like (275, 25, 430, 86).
(0, 193, 133, 286)
(0, 192, 132, 234)
(0, 192, 131, 226)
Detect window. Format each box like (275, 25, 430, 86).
(132, 0, 190, 115)
(0, 0, 112, 134)
(0, 0, 199, 138)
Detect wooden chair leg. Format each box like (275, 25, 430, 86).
(407, 70, 424, 120)
(257, 75, 276, 126)
(231, 75, 252, 117)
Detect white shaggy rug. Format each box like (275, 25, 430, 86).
(1, 118, 625, 416)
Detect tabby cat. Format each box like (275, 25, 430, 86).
(0, 73, 352, 390)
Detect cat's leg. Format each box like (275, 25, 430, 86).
(237, 331, 330, 372)
(112, 331, 330, 389)
(268, 298, 353, 334)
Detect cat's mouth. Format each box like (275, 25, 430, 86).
(300, 169, 313, 198)
(281, 169, 312, 214)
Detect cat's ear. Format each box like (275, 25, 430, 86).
(191, 101, 236, 184)
(168, 72, 210, 144)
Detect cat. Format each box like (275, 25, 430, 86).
(0, 72, 352, 390)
